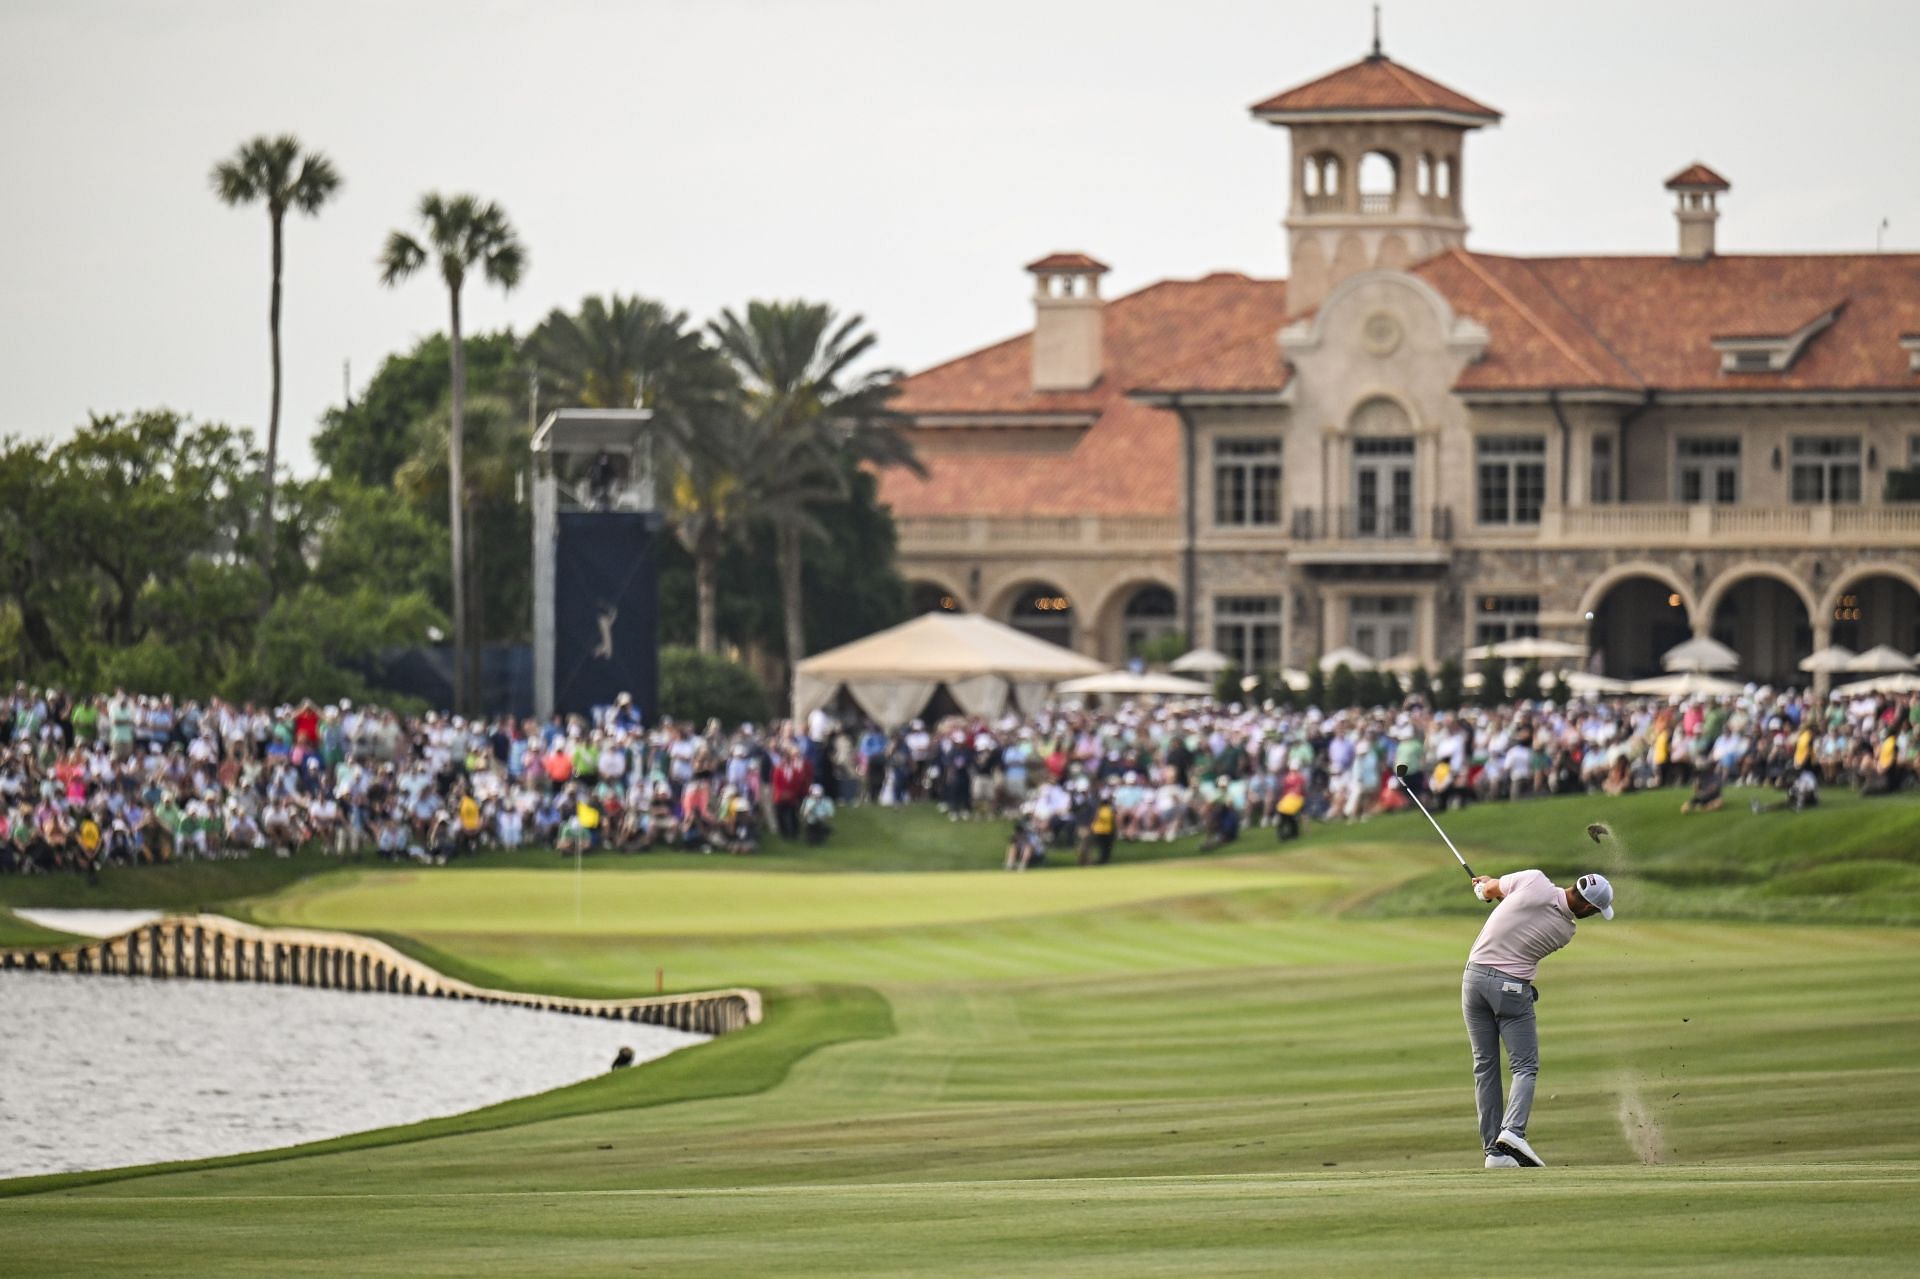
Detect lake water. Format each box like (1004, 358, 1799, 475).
(0, 972, 708, 1180)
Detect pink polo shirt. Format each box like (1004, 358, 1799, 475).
(1467, 869, 1576, 981)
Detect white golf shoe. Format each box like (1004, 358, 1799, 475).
(1495, 1130, 1545, 1167)
(1484, 1153, 1521, 1169)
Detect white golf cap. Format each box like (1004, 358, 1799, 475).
(1575, 873, 1615, 920)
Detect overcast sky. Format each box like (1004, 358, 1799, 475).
(3, 0, 1915, 472)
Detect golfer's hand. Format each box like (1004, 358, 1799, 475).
(1472, 875, 1499, 901)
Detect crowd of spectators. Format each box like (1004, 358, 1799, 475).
(3, 680, 1915, 879)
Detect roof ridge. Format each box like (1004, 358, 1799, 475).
(1508, 258, 1647, 389)
(1378, 57, 1437, 107)
(1451, 250, 1604, 384)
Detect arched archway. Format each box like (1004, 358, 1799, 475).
(1357, 150, 1399, 212)
(1001, 580, 1075, 649)
(1089, 580, 1178, 662)
(1707, 575, 1812, 684)
(1822, 567, 1920, 655)
(908, 580, 965, 615)
(1699, 562, 1817, 626)
(1585, 572, 1694, 678)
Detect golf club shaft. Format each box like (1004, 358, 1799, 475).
(1396, 774, 1476, 880)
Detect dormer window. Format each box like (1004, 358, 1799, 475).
(1711, 301, 1844, 374)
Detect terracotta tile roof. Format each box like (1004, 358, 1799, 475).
(879, 273, 1289, 515)
(1501, 253, 1920, 391)
(1251, 54, 1500, 121)
(1665, 163, 1731, 190)
(888, 274, 1290, 417)
(881, 250, 1920, 517)
(1413, 250, 1644, 392)
(1026, 252, 1109, 274)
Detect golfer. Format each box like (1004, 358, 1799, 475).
(1462, 868, 1614, 1168)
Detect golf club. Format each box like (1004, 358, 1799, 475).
(1394, 763, 1477, 881)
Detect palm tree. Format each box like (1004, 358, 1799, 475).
(661, 406, 841, 655)
(210, 134, 342, 568)
(378, 194, 525, 712)
(525, 294, 731, 413)
(709, 301, 919, 674)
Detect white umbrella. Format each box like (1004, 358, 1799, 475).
(1833, 671, 1920, 695)
(1462, 643, 1497, 662)
(1278, 668, 1311, 692)
(1799, 644, 1856, 674)
(1660, 636, 1741, 673)
(1054, 670, 1212, 697)
(1488, 636, 1589, 661)
(1378, 652, 1426, 674)
(1841, 644, 1916, 674)
(1630, 671, 1746, 697)
(1561, 671, 1633, 694)
(1317, 646, 1376, 672)
(1169, 647, 1233, 674)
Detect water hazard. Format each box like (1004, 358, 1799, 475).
(0, 971, 708, 1180)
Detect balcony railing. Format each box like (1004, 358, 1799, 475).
(1541, 503, 1920, 547)
(1291, 505, 1454, 542)
(896, 514, 1181, 552)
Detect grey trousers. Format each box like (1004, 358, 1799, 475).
(1461, 963, 1539, 1152)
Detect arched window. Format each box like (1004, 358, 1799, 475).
(1358, 151, 1398, 213)
(1122, 585, 1178, 657)
(909, 582, 961, 614)
(1438, 156, 1455, 203)
(1304, 152, 1343, 211)
(1416, 153, 1433, 197)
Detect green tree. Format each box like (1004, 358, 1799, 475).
(1327, 662, 1358, 710)
(56, 412, 259, 649)
(314, 332, 525, 487)
(1433, 657, 1464, 711)
(1510, 659, 1544, 703)
(658, 646, 769, 725)
(1304, 664, 1328, 710)
(709, 300, 918, 676)
(379, 194, 527, 712)
(394, 394, 531, 645)
(210, 134, 342, 567)
(0, 438, 68, 669)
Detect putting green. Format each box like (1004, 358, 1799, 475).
(253, 859, 1347, 937)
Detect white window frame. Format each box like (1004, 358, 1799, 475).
(1211, 437, 1284, 528)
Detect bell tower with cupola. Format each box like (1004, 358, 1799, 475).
(1250, 17, 1500, 310)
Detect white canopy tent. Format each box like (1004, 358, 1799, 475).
(1560, 671, 1634, 695)
(1317, 646, 1376, 672)
(1799, 644, 1857, 674)
(1841, 644, 1916, 674)
(1834, 671, 1920, 696)
(1661, 636, 1741, 673)
(791, 612, 1104, 727)
(1488, 636, 1589, 662)
(1169, 647, 1233, 674)
(1630, 671, 1747, 697)
(1054, 670, 1212, 698)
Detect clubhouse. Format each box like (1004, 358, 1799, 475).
(877, 38, 1920, 685)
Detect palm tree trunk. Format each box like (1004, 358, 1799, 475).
(448, 285, 469, 714)
(695, 536, 719, 655)
(466, 502, 485, 710)
(776, 523, 805, 673)
(262, 208, 284, 580)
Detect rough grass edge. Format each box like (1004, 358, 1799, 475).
(0, 982, 895, 1200)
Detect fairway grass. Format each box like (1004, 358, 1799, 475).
(4, 792, 1920, 1275)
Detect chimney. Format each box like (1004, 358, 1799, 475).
(1026, 253, 1109, 391)
(1665, 163, 1730, 261)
